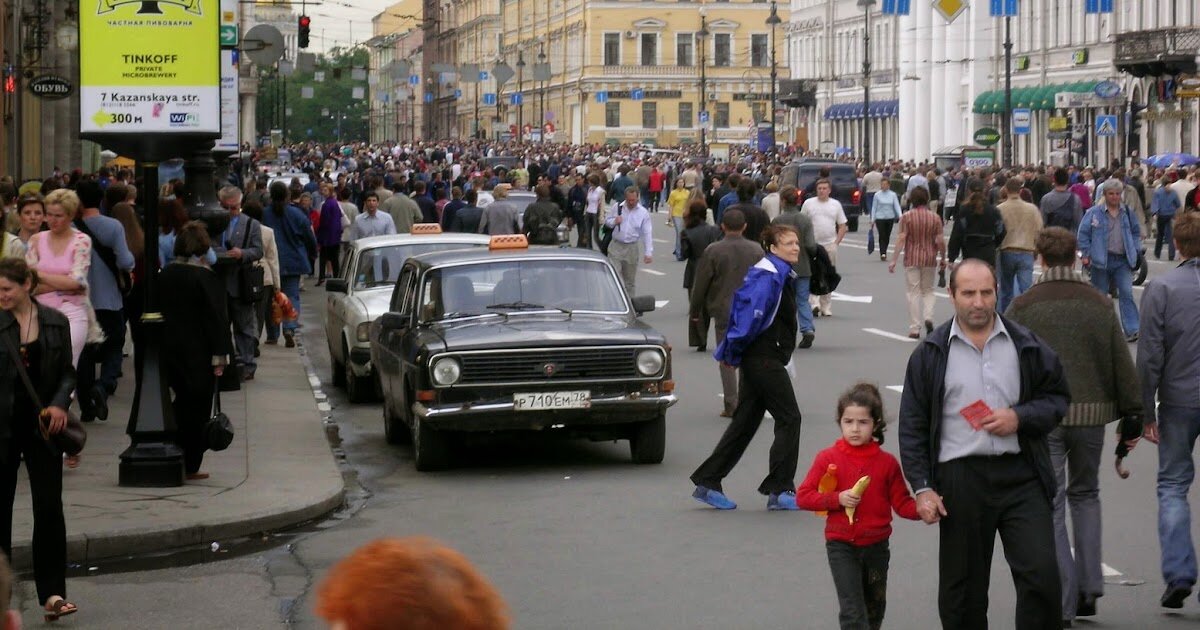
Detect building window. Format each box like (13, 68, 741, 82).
(715, 102, 730, 128)
(606, 101, 621, 127)
(714, 33, 731, 67)
(676, 33, 694, 66)
(640, 33, 658, 66)
(604, 33, 620, 66)
(642, 102, 657, 129)
(751, 34, 768, 67)
(678, 102, 693, 128)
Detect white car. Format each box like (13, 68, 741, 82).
(324, 231, 491, 401)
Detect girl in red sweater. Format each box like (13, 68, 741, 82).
(796, 383, 919, 630)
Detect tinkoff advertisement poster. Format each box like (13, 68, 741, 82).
(80, 0, 220, 135)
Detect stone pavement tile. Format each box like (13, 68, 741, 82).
(8, 339, 344, 570)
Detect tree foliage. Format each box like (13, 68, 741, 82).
(256, 46, 371, 144)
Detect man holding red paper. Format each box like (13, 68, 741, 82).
(898, 259, 1071, 630)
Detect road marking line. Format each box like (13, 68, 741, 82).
(640, 268, 666, 276)
(863, 327, 919, 343)
(886, 385, 904, 394)
(653, 238, 671, 244)
(655, 300, 669, 308)
(1102, 563, 1122, 577)
(831, 291, 874, 304)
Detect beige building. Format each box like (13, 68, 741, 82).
(367, 0, 425, 143)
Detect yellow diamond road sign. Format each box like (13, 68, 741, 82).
(933, 0, 967, 23)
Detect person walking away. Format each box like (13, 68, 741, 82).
(261, 182, 318, 349)
(761, 182, 781, 220)
(888, 187, 945, 339)
(802, 179, 847, 318)
(870, 178, 901, 261)
(1136, 212, 1200, 610)
(215, 187, 264, 380)
(898, 259, 1068, 630)
(0, 259, 78, 622)
(681, 201, 721, 349)
(726, 179, 771, 249)
(242, 200, 281, 346)
(381, 184, 423, 234)
(522, 184, 563, 246)
(667, 179, 690, 260)
(1151, 175, 1181, 261)
(772, 186, 820, 348)
(478, 185, 521, 236)
(315, 184, 343, 285)
(861, 164, 883, 218)
(439, 186, 466, 232)
(947, 178, 1006, 269)
(159, 222, 232, 481)
(996, 177, 1044, 312)
(1006, 226, 1142, 625)
(1040, 168, 1084, 233)
(448, 190, 484, 234)
(796, 383, 920, 630)
(689, 210, 764, 417)
(1077, 179, 1142, 342)
(336, 187, 358, 258)
(690, 225, 804, 511)
(604, 186, 655, 295)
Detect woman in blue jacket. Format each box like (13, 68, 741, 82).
(261, 182, 317, 348)
(870, 178, 903, 260)
(690, 224, 805, 511)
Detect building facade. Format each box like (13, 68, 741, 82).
(367, 1, 424, 144)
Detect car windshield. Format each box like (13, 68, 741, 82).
(353, 242, 485, 290)
(418, 259, 627, 321)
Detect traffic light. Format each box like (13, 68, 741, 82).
(1128, 102, 1147, 157)
(298, 15, 311, 49)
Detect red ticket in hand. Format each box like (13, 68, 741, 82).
(959, 400, 993, 431)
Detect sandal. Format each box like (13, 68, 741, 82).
(44, 597, 77, 622)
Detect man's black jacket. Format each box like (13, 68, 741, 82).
(898, 314, 1070, 503)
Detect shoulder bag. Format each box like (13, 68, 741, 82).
(1, 332, 86, 456)
(598, 202, 622, 255)
(205, 380, 235, 452)
(237, 218, 266, 304)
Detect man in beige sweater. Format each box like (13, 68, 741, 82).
(997, 177, 1044, 312)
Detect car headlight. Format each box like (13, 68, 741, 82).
(356, 322, 371, 342)
(636, 349, 664, 376)
(431, 357, 461, 386)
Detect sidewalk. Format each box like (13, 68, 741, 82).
(8, 337, 345, 571)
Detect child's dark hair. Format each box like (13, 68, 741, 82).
(837, 382, 886, 444)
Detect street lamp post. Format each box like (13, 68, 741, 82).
(517, 51, 526, 141)
(767, 1, 781, 153)
(860, 0, 874, 165)
(1002, 16, 1013, 167)
(409, 92, 416, 142)
(538, 46, 547, 141)
(698, 6, 709, 157)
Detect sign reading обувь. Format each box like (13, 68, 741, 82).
(79, 0, 220, 136)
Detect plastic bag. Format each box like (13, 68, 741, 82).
(272, 290, 297, 325)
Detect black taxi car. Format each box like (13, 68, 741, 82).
(369, 235, 676, 470)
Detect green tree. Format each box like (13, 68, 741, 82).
(256, 47, 371, 144)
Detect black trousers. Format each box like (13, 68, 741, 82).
(1155, 215, 1176, 260)
(827, 540, 890, 630)
(690, 356, 802, 495)
(937, 455, 1061, 630)
(169, 370, 215, 474)
(0, 425, 66, 605)
(317, 245, 340, 282)
(78, 308, 126, 418)
(875, 219, 895, 256)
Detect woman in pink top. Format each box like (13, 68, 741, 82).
(25, 189, 92, 367)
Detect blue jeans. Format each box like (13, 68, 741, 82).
(1087, 263, 1139, 336)
(1157, 405, 1200, 588)
(280, 274, 302, 333)
(794, 276, 814, 333)
(998, 250, 1034, 313)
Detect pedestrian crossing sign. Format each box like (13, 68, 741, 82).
(1095, 115, 1118, 137)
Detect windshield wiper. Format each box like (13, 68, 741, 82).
(439, 311, 493, 320)
(486, 302, 573, 317)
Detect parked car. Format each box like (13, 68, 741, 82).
(324, 229, 491, 402)
(780, 160, 863, 231)
(370, 236, 675, 470)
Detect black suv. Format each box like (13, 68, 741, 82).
(779, 160, 863, 231)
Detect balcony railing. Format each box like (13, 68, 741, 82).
(601, 64, 697, 77)
(1114, 27, 1200, 62)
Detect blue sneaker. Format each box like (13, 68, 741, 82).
(692, 486, 737, 510)
(767, 491, 800, 511)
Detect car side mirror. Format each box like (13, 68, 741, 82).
(631, 295, 656, 315)
(325, 278, 348, 293)
(379, 312, 409, 331)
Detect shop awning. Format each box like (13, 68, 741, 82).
(972, 81, 1102, 114)
(824, 99, 898, 120)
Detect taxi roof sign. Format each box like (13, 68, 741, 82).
(410, 223, 443, 235)
(488, 234, 528, 250)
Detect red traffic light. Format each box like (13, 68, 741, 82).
(299, 15, 311, 27)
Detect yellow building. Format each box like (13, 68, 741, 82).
(493, 0, 790, 145)
(367, 0, 424, 143)
(446, 0, 503, 139)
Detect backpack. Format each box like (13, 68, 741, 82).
(1045, 194, 1076, 230)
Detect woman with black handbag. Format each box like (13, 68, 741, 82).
(159, 222, 233, 481)
(0, 258, 79, 621)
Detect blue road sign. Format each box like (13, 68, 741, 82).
(479, 71, 489, 81)
(408, 75, 419, 86)
(482, 93, 496, 106)
(631, 88, 644, 101)
(1084, 0, 1113, 13)
(1012, 108, 1031, 135)
(881, 0, 911, 15)
(454, 89, 462, 99)
(424, 92, 433, 103)
(510, 93, 523, 105)
(989, 0, 1018, 16)
(1095, 115, 1118, 137)
(698, 110, 710, 124)
(595, 91, 608, 103)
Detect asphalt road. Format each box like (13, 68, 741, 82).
(34, 225, 1200, 629)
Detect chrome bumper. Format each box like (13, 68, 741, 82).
(414, 392, 677, 429)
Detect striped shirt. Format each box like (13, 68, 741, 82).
(898, 206, 944, 268)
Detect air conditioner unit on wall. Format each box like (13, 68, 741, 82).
(624, 30, 637, 39)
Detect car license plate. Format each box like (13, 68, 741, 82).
(513, 391, 591, 411)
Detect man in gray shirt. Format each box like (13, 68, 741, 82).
(1137, 212, 1200, 609)
(899, 259, 1070, 629)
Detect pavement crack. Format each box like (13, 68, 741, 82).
(263, 541, 316, 626)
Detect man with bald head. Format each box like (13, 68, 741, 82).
(898, 259, 1071, 629)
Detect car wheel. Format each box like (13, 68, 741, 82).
(344, 353, 372, 403)
(412, 413, 451, 471)
(383, 400, 411, 445)
(847, 216, 859, 233)
(629, 414, 666, 465)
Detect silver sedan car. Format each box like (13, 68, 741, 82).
(324, 231, 491, 401)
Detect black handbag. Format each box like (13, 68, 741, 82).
(598, 203, 622, 255)
(205, 381, 235, 452)
(808, 246, 842, 296)
(2, 333, 86, 456)
(237, 218, 265, 304)
(218, 358, 242, 392)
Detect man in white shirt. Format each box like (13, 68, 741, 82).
(351, 192, 397, 240)
(605, 186, 654, 296)
(801, 179, 847, 317)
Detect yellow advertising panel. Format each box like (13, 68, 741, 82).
(79, 0, 220, 135)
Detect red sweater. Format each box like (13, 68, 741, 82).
(796, 439, 919, 547)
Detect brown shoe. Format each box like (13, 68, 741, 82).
(719, 409, 733, 418)
(186, 472, 210, 480)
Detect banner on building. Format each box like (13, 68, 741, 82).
(80, 0, 220, 135)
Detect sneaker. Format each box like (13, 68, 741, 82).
(767, 491, 800, 511)
(1075, 594, 1097, 617)
(798, 332, 815, 349)
(821, 308, 833, 317)
(284, 332, 296, 348)
(1162, 583, 1192, 609)
(880, 253, 887, 261)
(908, 332, 920, 339)
(693, 486, 737, 510)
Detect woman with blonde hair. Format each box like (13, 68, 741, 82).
(24, 190, 93, 367)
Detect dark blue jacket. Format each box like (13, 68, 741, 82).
(262, 203, 318, 276)
(714, 254, 792, 367)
